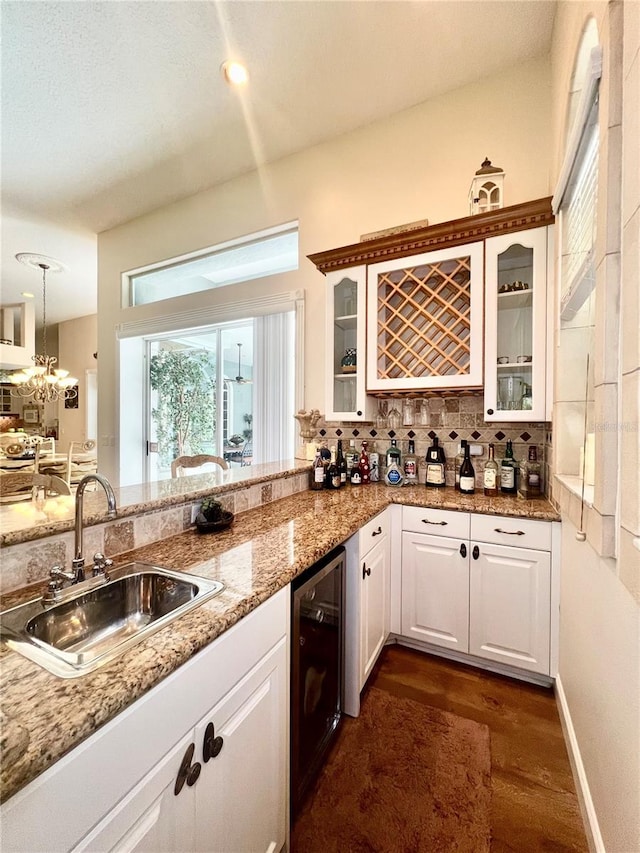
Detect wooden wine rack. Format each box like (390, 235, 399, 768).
(375, 256, 472, 380)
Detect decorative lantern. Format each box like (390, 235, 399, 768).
(468, 158, 505, 215)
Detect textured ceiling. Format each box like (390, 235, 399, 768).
(1, 0, 556, 324)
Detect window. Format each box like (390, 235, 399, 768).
(126, 223, 298, 308)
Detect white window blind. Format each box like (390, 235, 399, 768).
(559, 98, 599, 321)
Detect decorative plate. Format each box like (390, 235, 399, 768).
(4, 443, 27, 458)
(195, 510, 234, 534)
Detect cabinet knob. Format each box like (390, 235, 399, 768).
(357, 410, 362, 417)
(472, 545, 480, 560)
(203, 721, 224, 762)
(372, 526, 383, 537)
(459, 543, 467, 558)
(362, 562, 371, 579)
(487, 409, 494, 415)
(175, 743, 201, 796)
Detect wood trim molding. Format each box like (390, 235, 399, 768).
(308, 197, 554, 273)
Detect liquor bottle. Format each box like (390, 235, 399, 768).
(403, 439, 418, 485)
(483, 443, 499, 497)
(310, 449, 324, 490)
(336, 439, 347, 486)
(348, 439, 358, 468)
(500, 440, 518, 495)
(518, 446, 542, 499)
(325, 451, 340, 489)
(454, 440, 467, 491)
(459, 442, 475, 494)
(349, 455, 361, 485)
(425, 435, 446, 487)
(359, 441, 371, 485)
(369, 447, 380, 482)
(385, 439, 401, 474)
(385, 439, 403, 486)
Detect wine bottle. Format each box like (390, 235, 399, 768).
(454, 440, 467, 491)
(310, 449, 324, 490)
(483, 443, 498, 497)
(336, 439, 347, 486)
(403, 439, 418, 485)
(359, 441, 371, 485)
(459, 443, 475, 494)
(425, 435, 446, 487)
(500, 440, 517, 495)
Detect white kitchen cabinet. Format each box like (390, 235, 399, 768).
(399, 508, 557, 679)
(469, 541, 551, 675)
(484, 226, 551, 422)
(1, 588, 290, 853)
(325, 266, 375, 421)
(344, 509, 391, 716)
(366, 242, 484, 392)
(401, 532, 470, 653)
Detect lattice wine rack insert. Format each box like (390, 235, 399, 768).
(375, 255, 472, 379)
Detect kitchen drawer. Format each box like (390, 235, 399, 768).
(471, 514, 552, 551)
(402, 506, 470, 539)
(359, 510, 390, 555)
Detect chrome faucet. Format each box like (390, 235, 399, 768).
(72, 474, 117, 582)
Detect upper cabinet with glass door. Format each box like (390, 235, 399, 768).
(484, 226, 550, 422)
(325, 267, 376, 421)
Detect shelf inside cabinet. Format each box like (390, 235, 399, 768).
(334, 373, 357, 380)
(497, 289, 532, 309)
(334, 314, 357, 330)
(496, 361, 533, 370)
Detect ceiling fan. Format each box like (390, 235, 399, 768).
(235, 342, 252, 384)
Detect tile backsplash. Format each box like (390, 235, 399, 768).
(316, 395, 553, 493)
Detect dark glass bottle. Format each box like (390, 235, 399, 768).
(500, 440, 518, 495)
(455, 440, 467, 491)
(483, 443, 498, 497)
(459, 443, 475, 494)
(425, 435, 446, 487)
(336, 439, 347, 486)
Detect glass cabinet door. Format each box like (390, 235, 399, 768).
(325, 266, 374, 421)
(484, 227, 549, 422)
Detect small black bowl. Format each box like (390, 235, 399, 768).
(195, 510, 234, 534)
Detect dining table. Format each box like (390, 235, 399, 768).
(0, 452, 95, 472)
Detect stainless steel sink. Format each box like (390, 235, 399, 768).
(0, 562, 224, 678)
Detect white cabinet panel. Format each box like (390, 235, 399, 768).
(361, 537, 389, 686)
(402, 505, 470, 539)
(469, 542, 551, 675)
(194, 638, 288, 853)
(470, 513, 552, 550)
(401, 532, 469, 652)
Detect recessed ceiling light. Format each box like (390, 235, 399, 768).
(221, 60, 249, 87)
(21, 292, 35, 299)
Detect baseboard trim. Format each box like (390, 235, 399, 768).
(554, 674, 605, 853)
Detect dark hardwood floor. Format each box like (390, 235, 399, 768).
(349, 645, 588, 852)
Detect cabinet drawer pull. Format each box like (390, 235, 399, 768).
(203, 722, 224, 762)
(175, 743, 201, 796)
(371, 526, 383, 537)
(472, 545, 480, 560)
(362, 562, 371, 579)
(459, 543, 467, 558)
(494, 528, 525, 536)
(422, 519, 448, 526)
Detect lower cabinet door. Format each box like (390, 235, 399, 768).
(74, 731, 197, 853)
(401, 532, 470, 652)
(360, 535, 389, 688)
(193, 637, 288, 853)
(469, 541, 551, 675)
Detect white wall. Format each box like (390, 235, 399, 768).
(57, 314, 97, 446)
(551, 2, 640, 850)
(98, 55, 552, 483)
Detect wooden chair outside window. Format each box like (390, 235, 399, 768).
(170, 454, 229, 478)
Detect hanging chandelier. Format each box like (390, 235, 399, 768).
(9, 254, 78, 404)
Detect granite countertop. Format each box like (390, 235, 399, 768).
(0, 485, 558, 803)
